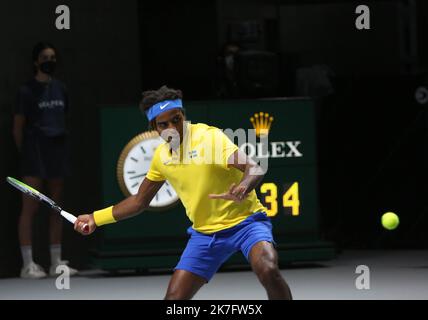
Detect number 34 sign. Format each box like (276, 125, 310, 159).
(260, 182, 300, 217)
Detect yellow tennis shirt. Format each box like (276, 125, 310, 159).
(146, 123, 266, 234)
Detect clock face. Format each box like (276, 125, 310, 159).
(117, 131, 179, 210)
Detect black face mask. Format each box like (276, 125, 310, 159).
(39, 61, 56, 75)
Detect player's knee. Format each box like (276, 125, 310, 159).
(256, 262, 281, 286)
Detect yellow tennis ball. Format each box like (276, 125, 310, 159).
(381, 212, 399, 230)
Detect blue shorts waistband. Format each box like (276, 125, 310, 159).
(188, 211, 269, 236)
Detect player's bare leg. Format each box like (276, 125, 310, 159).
(249, 241, 292, 300)
(47, 178, 64, 245)
(164, 269, 206, 300)
(18, 176, 43, 246)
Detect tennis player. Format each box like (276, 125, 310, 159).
(75, 86, 292, 300)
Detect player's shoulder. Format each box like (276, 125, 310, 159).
(190, 123, 222, 135)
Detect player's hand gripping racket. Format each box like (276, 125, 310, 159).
(6, 177, 89, 233)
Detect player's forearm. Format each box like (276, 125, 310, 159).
(111, 195, 148, 221)
(239, 163, 264, 195)
(92, 195, 148, 226)
(90, 179, 163, 227)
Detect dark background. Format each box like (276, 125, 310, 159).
(0, 0, 427, 277)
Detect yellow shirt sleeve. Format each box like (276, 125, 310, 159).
(146, 147, 166, 182)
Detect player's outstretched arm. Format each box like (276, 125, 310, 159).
(74, 178, 164, 235)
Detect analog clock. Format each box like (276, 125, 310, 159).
(116, 131, 179, 210)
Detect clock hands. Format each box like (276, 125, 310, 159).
(129, 173, 147, 189)
(129, 173, 147, 180)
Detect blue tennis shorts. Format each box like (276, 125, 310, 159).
(174, 211, 275, 282)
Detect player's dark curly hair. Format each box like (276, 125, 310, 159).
(139, 85, 184, 129)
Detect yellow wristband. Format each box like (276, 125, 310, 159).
(93, 206, 116, 226)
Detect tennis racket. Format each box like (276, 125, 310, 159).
(7, 176, 89, 233)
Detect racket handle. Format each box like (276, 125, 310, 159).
(60, 210, 77, 224)
(60, 210, 89, 233)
